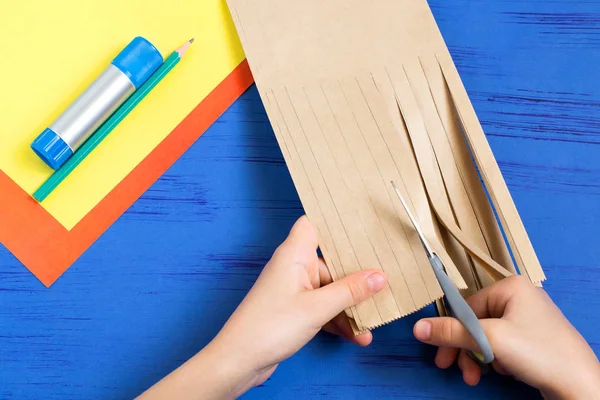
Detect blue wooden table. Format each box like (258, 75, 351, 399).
(1, 1, 599, 398)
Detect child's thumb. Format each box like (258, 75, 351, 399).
(309, 270, 387, 325)
(413, 317, 503, 353)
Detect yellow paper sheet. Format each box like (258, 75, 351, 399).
(0, 0, 245, 229)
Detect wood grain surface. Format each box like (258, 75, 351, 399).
(1, 1, 599, 398)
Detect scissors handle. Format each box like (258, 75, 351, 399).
(429, 254, 495, 364)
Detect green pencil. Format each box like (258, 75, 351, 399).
(33, 39, 194, 202)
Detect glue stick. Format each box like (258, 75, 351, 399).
(31, 36, 163, 170)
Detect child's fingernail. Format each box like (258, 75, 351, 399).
(414, 320, 432, 341)
(367, 272, 386, 292)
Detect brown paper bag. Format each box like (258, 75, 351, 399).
(227, 0, 545, 332)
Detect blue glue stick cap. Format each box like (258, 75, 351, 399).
(111, 36, 163, 88)
(31, 128, 74, 170)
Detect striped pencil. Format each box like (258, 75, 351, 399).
(33, 39, 194, 202)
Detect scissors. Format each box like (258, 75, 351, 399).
(391, 181, 494, 365)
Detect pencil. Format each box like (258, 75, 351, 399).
(33, 39, 194, 202)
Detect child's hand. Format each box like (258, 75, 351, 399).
(210, 216, 386, 394)
(139, 216, 386, 400)
(190, 216, 386, 398)
(413, 275, 600, 398)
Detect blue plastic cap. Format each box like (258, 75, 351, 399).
(31, 128, 74, 170)
(111, 36, 163, 89)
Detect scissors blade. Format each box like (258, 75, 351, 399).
(390, 181, 434, 257)
(391, 182, 495, 364)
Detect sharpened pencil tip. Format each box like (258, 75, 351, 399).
(176, 39, 194, 57)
